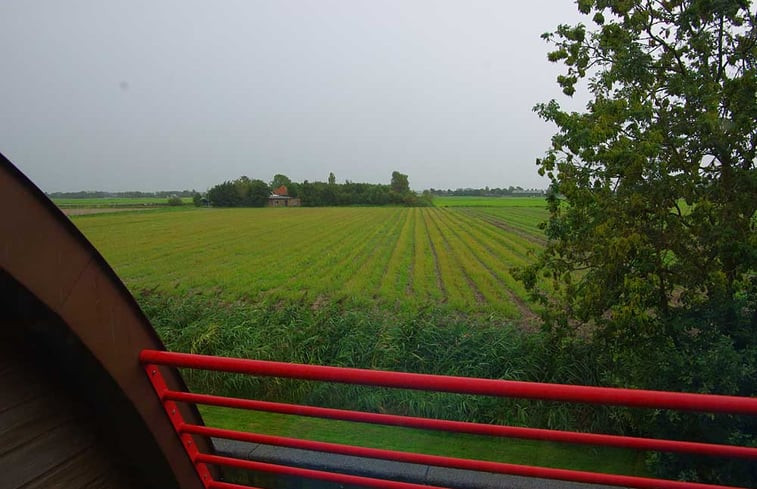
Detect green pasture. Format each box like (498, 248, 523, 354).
(433, 196, 548, 207)
(52, 196, 193, 207)
(71, 205, 650, 478)
(71, 206, 548, 318)
(199, 406, 648, 476)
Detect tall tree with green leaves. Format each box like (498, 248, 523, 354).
(271, 174, 293, 189)
(524, 0, 756, 341)
(390, 171, 410, 194)
(523, 1, 757, 483)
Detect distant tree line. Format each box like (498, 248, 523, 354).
(205, 171, 432, 207)
(47, 190, 198, 199)
(429, 186, 545, 197)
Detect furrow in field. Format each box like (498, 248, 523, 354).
(431, 209, 518, 315)
(424, 208, 481, 310)
(405, 209, 417, 296)
(188, 210, 368, 297)
(206, 211, 371, 297)
(342, 209, 409, 299)
(333, 208, 407, 286)
(486, 207, 548, 232)
(444, 208, 554, 302)
(445, 209, 541, 264)
(107, 209, 344, 292)
(434, 209, 536, 320)
(72, 206, 548, 314)
(409, 209, 442, 302)
(467, 207, 547, 240)
(461, 207, 543, 235)
(268, 209, 402, 300)
(444, 209, 536, 265)
(294, 208, 406, 301)
(464, 210, 546, 246)
(378, 209, 415, 303)
(419, 208, 446, 302)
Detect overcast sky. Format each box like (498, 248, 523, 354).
(1, 1, 587, 192)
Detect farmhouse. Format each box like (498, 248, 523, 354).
(267, 185, 301, 207)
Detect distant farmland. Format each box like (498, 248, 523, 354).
(68, 200, 652, 476)
(53, 196, 193, 207)
(71, 199, 548, 320)
(433, 195, 547, 207)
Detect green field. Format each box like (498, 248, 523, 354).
(199, 406, 647, 477)
(433, 196, 547, 207)
(53, 196, 193, 207)
(69, 203, 649, 477)
(72, 205, 547, 318)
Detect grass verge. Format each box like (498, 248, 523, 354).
(199, 406, 649, 476)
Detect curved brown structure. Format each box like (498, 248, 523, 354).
(0, 153, 209, 489)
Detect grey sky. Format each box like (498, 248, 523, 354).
(1, 1, 587, 192)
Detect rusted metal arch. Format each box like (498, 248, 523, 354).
(0, 152, 209, 489)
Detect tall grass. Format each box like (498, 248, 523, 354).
(140, 291, 631, 435)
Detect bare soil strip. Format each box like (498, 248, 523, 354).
(421, 209, 447, 301)
(427, 209, 485, 304)
(464, 210, 547, 246)
(437, 209, 538, 324)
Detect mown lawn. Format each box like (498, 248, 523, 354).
(199, 406, 650, 476)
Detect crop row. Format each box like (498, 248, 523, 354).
(73, 206, 548, 320)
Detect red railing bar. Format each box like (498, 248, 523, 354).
(207, 481, 262, 489)
(183, 424, 749, 489)
(139, 350, 757, 414)
(167, 390, 757, 459)
(196, 453, 448, 489)
(195, 451, 744, 489)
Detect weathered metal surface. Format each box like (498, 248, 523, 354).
(0, 152, 209, 489)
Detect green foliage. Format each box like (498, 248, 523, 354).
(271, 173, 293, 189)
(207, 171, 425, 207)
(390, 170, 410, 194)
(298, 171, 422, 206)
(207, 176, 270, 207)
(139, 291, 635, 435)
(192, 192, 203, 207)
(167, 196, 184, 206)
(271, 174, 299, 197)
(526, 1, 757, 484)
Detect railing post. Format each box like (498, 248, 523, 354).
(144, 363, 215, 489)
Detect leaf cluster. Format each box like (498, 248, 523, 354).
(207, 176, 271, 207)
(528, 0, 756, 335)
(524, 2, 757, 482)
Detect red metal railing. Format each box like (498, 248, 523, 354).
(140, 350, 757, 489)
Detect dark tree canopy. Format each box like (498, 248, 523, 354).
(390, 171, 410, 194)
(207, 171, 428, 207)
(523, 2, 756, 483)
(526, 0, 756, 337)
(271, 174, 292, 189)
(271, 174, 298, 197)
(207, 176, 270, 207)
